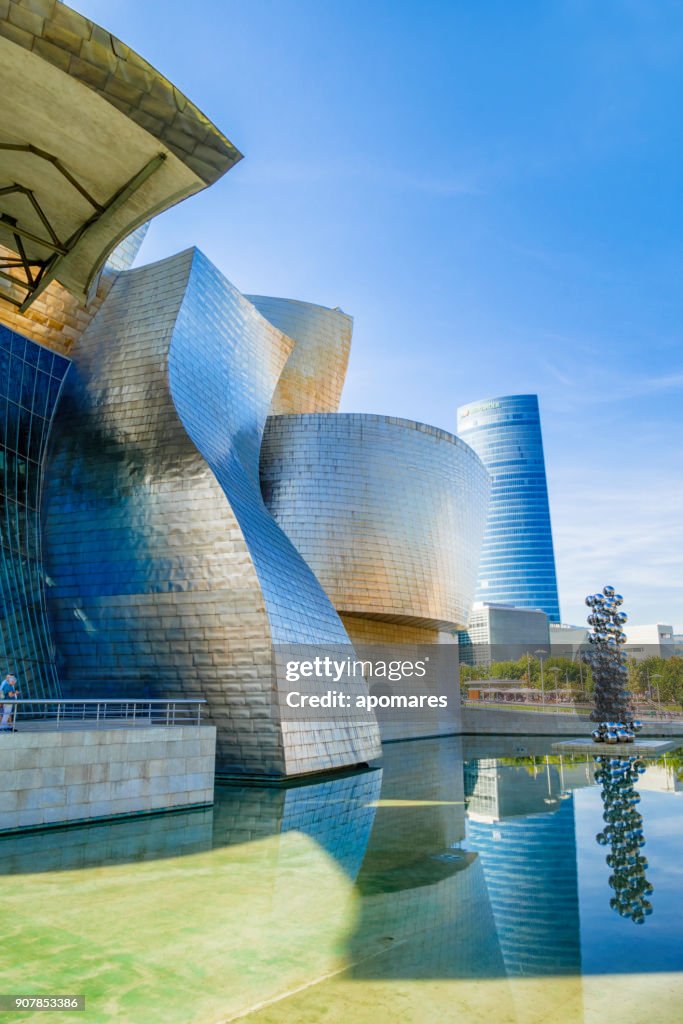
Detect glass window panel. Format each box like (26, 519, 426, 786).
(26, 468, 39, 510)
(47, 375, 62, 412)
(28, 414, 45, 464)
(37, 346, 54, 374)
(6, 400, 20, 453)
(15, 455, 27, 506)
(17, 405, 31, 458)
(24, 342, 39, 367)
(0, 345, 10, 395)
(20, 362, 36, 410)
(10, 334, 26, 361)
(33, 371, 50, 420)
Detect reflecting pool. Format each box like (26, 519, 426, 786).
(4, 736, 683, 1024)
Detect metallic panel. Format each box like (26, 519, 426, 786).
(0, 323, 69, 698)
(457, 394, 561, 622)
(260, 414, 490, 631)
(246, 296, 352, 414)
(43, 249, 380, 777)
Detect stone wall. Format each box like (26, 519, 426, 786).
(0, 724, 215, 833)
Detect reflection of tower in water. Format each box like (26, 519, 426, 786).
(464, 759, 582, 977)
(594, 755, 653, 924)
(349, 738, 507, 981)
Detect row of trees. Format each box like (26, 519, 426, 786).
(461, 654, 683, 708)
(627, 657, 683, 706)
(460, 655, 592, 691)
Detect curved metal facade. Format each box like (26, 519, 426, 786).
(44, 249, 380, 776)
(457, 394, 561, 622)
(246, 296, 352, 415)
(0, 324, 69, 698)
(260, 414, 490, 631)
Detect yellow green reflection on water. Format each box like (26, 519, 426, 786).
(4, 737, 683, 1024)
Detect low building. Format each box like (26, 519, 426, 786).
(458, 602, 550, 666)
(549, 622, 589, 656)
(624, 624, 676, 661)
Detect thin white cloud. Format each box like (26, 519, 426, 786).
(552, 469, 683, 626)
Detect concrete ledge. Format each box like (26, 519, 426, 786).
(461, 705, 683, 738)
(0, 724, 216, 833)
(553, 738, 678, 756)
(461, 706, 591, 735)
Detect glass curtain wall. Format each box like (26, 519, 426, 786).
(0, 325, 69, 699)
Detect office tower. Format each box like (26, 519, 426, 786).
(457, 395, 561, 622)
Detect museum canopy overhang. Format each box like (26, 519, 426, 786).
(0, 0, 242, 312)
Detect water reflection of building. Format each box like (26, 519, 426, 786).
(0, 767, 383, 1023)
(348, 739, 508, 982)
(0, 769, 381, 882)
(465, 758, 583, 978)
(637, 763, 683, 794)
(465, 757, 594, 822)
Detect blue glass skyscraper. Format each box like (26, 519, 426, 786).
(457, 394, 561, 623)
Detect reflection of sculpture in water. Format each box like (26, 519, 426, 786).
(594, 755, 653, 924)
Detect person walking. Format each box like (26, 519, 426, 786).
(0, 674, 18, 732)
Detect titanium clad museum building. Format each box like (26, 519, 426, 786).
(457, 395, 561, 623)
(0, 1, 490, 777)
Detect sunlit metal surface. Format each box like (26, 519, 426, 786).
(247, 296, 352, 414)
(260, 414, 490, 632)
(43, 249, 381, 776)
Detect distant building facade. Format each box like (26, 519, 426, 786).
(457, 395, 561, 623)
(458, 602, 549, 666)
(623, 624, 676, 661)
(549, 622, 589, 655)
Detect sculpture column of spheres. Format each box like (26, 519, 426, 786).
(585, 585, 642, 740)
(595, 755, 653, 924)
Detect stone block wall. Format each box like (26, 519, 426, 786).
(0, 724, 215, 832)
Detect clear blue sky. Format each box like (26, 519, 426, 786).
(76, 0, 683, 629)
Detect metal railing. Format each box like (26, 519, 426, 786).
(0, 699, 205, 731)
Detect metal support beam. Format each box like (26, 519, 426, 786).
(0, 143, 103, 211)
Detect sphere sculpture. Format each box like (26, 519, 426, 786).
(594, 755, 653, 924)
(585, 585, 636, 731)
